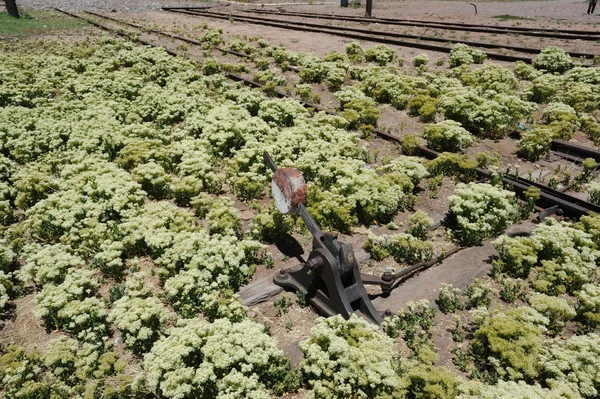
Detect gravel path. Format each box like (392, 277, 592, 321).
(15, 0, 196, 12)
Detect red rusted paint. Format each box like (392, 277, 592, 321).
(273, 168, 307, 208)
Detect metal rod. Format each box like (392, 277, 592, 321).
(263, 151, 278, 172)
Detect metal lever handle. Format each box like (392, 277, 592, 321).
(263, 151, 278, 172)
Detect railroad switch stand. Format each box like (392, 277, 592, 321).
(264, 152, 383, 325)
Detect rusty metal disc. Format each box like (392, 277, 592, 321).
(271, 167, 307, 214)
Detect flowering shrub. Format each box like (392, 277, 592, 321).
(541, 102, 580, 140)
(588, 182, 600, 205)
(538, 334, 600, 398)
(300, 315, 397, 399)
(424, 120, 474, 152)
(108, 295, 176, 353)
(364, 44, 396, 66)
(406, 210, 434, 240)
(528, 293, 576, 335)
(364, 232, 434, 264)
(345, 41, 364, 63)
(518, 127, 553, 161)
(439, 87, 536, 138)
(448, 183, 519, 245)
(576, 284, 600, 331)
(457, 380, 567, 399)
(493, 218, 599, 295)
(449, 44, 486, 67)
(142, 318, 298, 399)
(17, 243, 85, 287)
(413, 54, 429, 68)
(532, 46, 573, 73)
(472, 308, 544, 380)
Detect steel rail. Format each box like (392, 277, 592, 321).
(237, 8, 600, 42)
(234, 9, 600, 60)
(164, 8, 539, 63)
(551, 140, 600, 164)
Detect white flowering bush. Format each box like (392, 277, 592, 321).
(576, 284, 600, 330)
(345, 41, 364, 63)
(0, 271, 13, 312)
(108, 295, 176, 353)
(457, 380, 569, 399)
(493, 218, 599, 295)
(364, 232, 434, 264)
(587, 182, 600, 205)
(518, 127, 553, 161)
(17, 243, 85, 287)
(448, 183, 519, 245)
(364, 44, 396, 66)
(539, 334, 600, 398)
(423, 120, 474, 152)
(377, 155, 430, 185)
(532, 46, 573, 73)
(528, 293, 576, 335)
(34, 269, 107, 344)
(439, 87, 536, 138)
(463, 63, 518, 94)
(449, 44, 486, 67)
(542, 102, 580, 140)
(142, 318, 298, 399)
(300, 315, 398, 399)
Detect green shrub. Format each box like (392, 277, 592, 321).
(449, 44, 487, 67)
(532, 46, 573, 73)
(448, 183, 519, 245)
(384, 299, 436, 354)
(406, 210, 434, 240)
(413, 54, 430, 68)
(401, 365, 462, 399)
(492, 235, 541, 278)
(300, 315, 397, 399)
(408, 95, 439, 123)
(518, 127, 553, 161)
(143, 318, 299, 399)
(364, 232, 434, 264)
(542, 102, 580, 140)
(249, 208, 293, 242)
(364, 44, 396, 66)
(424, 120, 474, 152)
(428, 153, 478, 182)
(528, 293, 576, 335)
(472, 308, 544, 380)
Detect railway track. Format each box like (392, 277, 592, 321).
(58, 9, 600, 220)
(163, 8, 600, 62)
(164, 8, 541, 63)
(239, 8, 600, 43)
